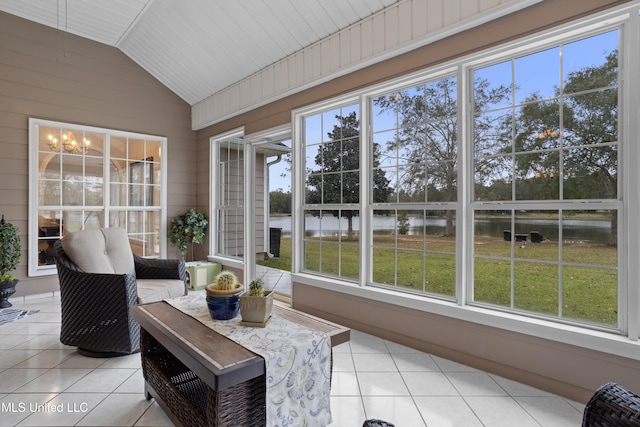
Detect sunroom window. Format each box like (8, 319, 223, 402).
(369, 75, 458, 298)
(295, 24, 625, 334)
(471, 29, 620, 328)
(29, 119, 166, 276)
(302, 104, 361, 280)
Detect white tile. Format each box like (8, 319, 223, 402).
(13, 335, 62, 351)
(114, 369, 145, 394)
(55, 353, 107, 369)
(431, 355, 479, 372)
(65, 369, 137, 393)
(332, 352, 355, 372)
(76, 393, 152, 426)
(414, 396, 484, 427)
(13, 349, 76, 369)
(465, 396, 540, 427)
(446, 372, 508, 396)
(352, 353, 397, 372)
(401, 371, 459, 396)
(357, 372, 410, 396)
(0, 335, 34, 350)
(392, 353, 440, 372)
(0, 350, 42, 369)
(0, 392, 58, 427)
(490, 374, 554, 397)
(134, 401, 174, 426)
(350, 338, 390, 354)
(16, 369, 91, 393)
(362, 396, 427, 426)
(100, 354, 142, 369)
(330, 371, 360, 396)
(515, 396, 584, 426)
(329, 396, 366, 426)
(332, 341, 352, 354)
(16, 392, 108, 426)
(0, 369, 49, 393)
(384, 340, 423, 353)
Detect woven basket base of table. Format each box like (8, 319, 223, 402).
(141, 329, 266, 426)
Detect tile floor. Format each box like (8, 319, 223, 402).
(0, 292, 586, 426)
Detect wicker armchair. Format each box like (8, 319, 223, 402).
(583, 382, 640, 426)
(54, 227, 187, 357)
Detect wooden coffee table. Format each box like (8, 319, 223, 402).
(131, 300, 349, 427)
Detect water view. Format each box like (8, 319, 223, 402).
(269, 215, 612, 244)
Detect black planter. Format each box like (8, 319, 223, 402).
(0, 279, 19, 308)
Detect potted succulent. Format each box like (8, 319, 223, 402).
(0, 215, 21, 308)
(205, 271, 243, 320)
(169, 208, 208, 261)
(239, 278, 274, 326)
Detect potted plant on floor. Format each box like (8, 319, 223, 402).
(239, 278, 274, 326)
(0, 215, 21, 308)
(169, 208, 208, 261)
(205, 271, 243, 320)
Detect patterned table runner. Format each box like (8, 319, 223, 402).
(165, 291, 332, 427)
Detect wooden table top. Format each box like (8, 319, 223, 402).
(131, 300, 350, 391)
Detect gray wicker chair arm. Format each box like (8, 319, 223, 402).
(583, 382, 640, 427)
(134, 255, 186, 282)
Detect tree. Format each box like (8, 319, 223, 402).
(374, 76, 510, 235)
(269, 190, 291, 214)
(512, 50, 618, 244)
(306, 112, 391, 240)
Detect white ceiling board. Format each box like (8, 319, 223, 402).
(0, 0, 151, 45)
(0, 0, 399, 104)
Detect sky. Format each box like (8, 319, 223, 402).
(265, 29, 618, 194)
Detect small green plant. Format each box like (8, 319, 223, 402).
(169, 208, 208, 260)
(215, 271, 238, 290)
(248, 279, 265, 297)
(0, 215, 21, 283)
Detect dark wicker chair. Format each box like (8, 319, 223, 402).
(54, 228, 187, 357)
(583, 382, 640, 426)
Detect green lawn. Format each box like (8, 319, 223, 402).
(258, 235, 618, 326)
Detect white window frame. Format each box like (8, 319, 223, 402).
(291, 3, 640, 356)
(28, 118, 168, 277)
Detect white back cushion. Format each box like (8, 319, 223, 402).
(61, 228, 136, 276)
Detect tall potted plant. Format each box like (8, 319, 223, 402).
(169, 208, 208, 261)
(0, 215, 21, 308)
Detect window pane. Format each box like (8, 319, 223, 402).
(474, 60, 512, 111)
(562, 266, 617, 325)
(474, 156, 512, 201)
(474, 257, 511, 307)
(514, 261, 558, 316)
(562, 210, 617, 265)
(474, 110, 511, 157)
(563, 30, 618, 92)
(514, 47, 559, 104)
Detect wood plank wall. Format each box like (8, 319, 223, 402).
(0, 11, 197, 296)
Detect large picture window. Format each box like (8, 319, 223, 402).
(471, 29, 620, 327)
(295, 22, 627, 335)
(29, 119, 166, 276)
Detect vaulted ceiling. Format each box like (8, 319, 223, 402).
(0, 0, 398, 105)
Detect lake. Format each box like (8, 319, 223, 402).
(269, 215, 613, 244)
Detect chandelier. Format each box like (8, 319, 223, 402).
(47, 131, 90, 154)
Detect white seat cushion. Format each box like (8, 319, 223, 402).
(61, 228, 136, 276)
(136, 279, 186, 304)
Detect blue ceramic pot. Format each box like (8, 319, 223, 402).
(206, 293, 241, 320)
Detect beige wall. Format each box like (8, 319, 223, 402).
(0, 12, 197, 296)
(195, 0, 637, 403)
